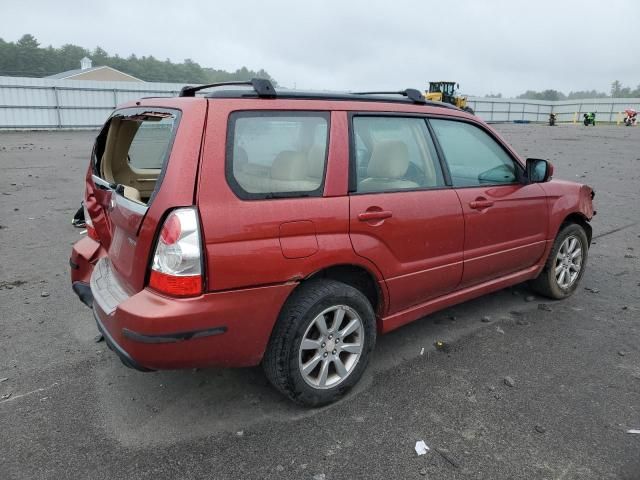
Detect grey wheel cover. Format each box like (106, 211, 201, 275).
(298, 305, 364, 390)
(554, 235, 583, 289)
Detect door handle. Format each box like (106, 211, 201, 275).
(469, 199, 494, 209)
(358, 210, 393, 221)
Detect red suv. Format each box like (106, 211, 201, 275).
(70, 79, 595, 406)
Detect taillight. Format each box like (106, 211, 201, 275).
(83, 203, 99, 241)
(148, 207, 203, 297)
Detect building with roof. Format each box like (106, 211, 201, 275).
(45, 57, 142, 82)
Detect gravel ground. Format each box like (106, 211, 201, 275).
(0, 124, 639, 480)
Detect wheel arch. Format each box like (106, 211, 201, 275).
(559, 212, 592, 245)
(303, 264, 384, 315)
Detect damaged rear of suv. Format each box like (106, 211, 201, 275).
(70, 98, 212, 368)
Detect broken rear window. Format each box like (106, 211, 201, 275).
(93, 108, 180, 205)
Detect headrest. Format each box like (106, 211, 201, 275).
(271, 151, 307, 180)
(306, 145, 326, 179)
(367, 141, 409, 179)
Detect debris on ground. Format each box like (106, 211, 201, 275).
(535, 425, 546, 434)
(420, 347, 425, 356)
(434, 341, 450, 353)
(538, 304, 552, 312)
(584, 287, 600, 293)
(1, 393, 12, 400)
(626, 429, 640, 434)
(435, 448, 460, 469)
(525, 295, 535, 302)
(504, 376, 516, 388)
(419, 467, 428, 476)
(496, 326, 505, 335)
(0, 280, 27, 290)
(618, 351, 626, 357)
(0, 377, 8, 383)
(313, 473, 326, 480)
(481, 315, 491, 323)
(236, 431, 244, 436)
(516, 319, 530, 326)
(415, 440, 430, 456)
(94, 334, 104, 343)
(40, 291, 49, 297)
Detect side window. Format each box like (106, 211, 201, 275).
(352, 116, 444, 193)
(227, 112, 329, 199)
(430, 119, 518, 186)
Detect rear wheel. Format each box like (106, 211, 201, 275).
(263, 279, 376, 406)
(530, 223, 589, 299)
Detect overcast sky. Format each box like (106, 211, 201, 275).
(3, 0, 639, 97)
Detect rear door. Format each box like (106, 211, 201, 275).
(348, 115, 464, 315)
(87, 106, 201, 293)
(429, 118, 548, 287)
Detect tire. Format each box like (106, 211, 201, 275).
(262, 279, 376, 407)
(529, 223, 589, 299)
(463, 106, 475, 115)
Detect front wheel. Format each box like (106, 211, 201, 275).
(263, 279, 376, 406)
(529, 223, 589, 299)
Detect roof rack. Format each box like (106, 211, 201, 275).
(179, 78, 276, 98)
(351, 88, 426, 104)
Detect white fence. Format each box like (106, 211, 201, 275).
(0, 76, 639, 129)
(0, 76, 183, 129)
(467, 97, 640, 124)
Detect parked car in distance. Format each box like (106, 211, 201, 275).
(70, 79, 595, 406)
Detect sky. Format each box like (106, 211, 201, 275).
(2, 0, 639, 98)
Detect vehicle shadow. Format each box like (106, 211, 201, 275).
(94, 283, 543, 446)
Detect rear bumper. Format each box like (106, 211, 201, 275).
(71, 239, 297, 370)
(93, 306, 153, 372)
(70, 236, 106, 286)
(92, 282, 296, 369)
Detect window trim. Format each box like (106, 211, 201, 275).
(426, 116, 526, 189)
(225, 110, 331, 201)
(347, 112, 451, 196)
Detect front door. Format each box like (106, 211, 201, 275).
(348, 115, 465, 315)
(429, 119, 548, 287)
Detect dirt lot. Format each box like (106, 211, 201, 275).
(0, 124, 639, 480)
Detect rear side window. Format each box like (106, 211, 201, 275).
(430, 119, 518, 187)
(352, 116, 444, 193)
(227, 112, 329, 199)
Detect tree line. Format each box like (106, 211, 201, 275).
(0, 34, 276, 84)
(487, 81, 640, 101)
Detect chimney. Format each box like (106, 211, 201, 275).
(80, 57, 92, 70)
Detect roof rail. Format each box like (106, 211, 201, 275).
(351, 88, 426, 104)
(179, 78, 276, 98)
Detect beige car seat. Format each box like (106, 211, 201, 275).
(358, 140, 419, 192)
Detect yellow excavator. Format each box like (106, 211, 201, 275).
(425, 81, 474, 114)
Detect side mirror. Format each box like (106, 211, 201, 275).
(526, 158, 553, 183)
